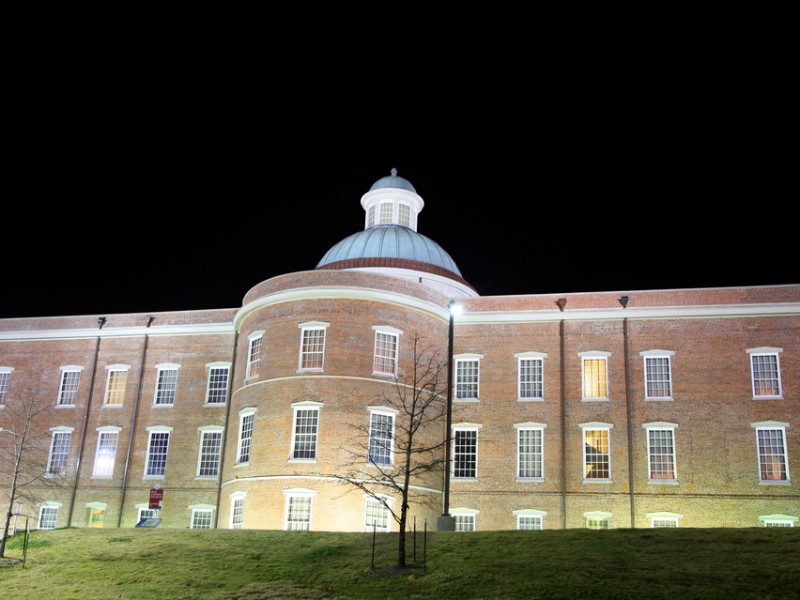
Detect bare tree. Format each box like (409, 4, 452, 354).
(0, 389, 64, 557)
(335, 334, 451, 568)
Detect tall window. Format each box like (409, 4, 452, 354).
(368, 409, 396, 466)
(748, 348, 783, 398)
(153, 365, 179, 406)
(367, 205, 375, 228)
(230, 494, 245, 529)
(379, 201, 393, 224)
(365, 496, 391, 532)
(47, 428, 73, 476)
(455, 356, 480, 401)
(205, 364, 230, 405)
(0, 367, 14, 406)
(398, 203, 411, 227)
(373, 327, 401, 376)
(57, 367, 82, 406)
(453, 426, 480, 479)
(104, 366, 129, 406)
(645, 424, 677, 481)
(753, 423, 789, 482)
(517, 353, 546, 401)
(145, 427, 172, 477)
(299, 323, 328, 371)
(246, 333, 263, 379)
(92, 427, 120, 478)
(38, 505, 60, 530)
(197, 427, 223, 477)
(642, 351, 674, 400)
(582, 424, 611, 480)
(284, 489, 315, 531)
(516, 424, 545, 480)
(291, 403, 321, 460)
(580, 352, 610, 400)
(236, 409, 256, 464)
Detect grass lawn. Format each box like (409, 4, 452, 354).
(1, 527, 798, 599)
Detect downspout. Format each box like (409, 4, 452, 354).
(619, 295, 635, 528)
(556, 298, 567, 529)
(117, 315, 153, 527)
(213, 330, 238, 529)
(66, 316, 106, 526)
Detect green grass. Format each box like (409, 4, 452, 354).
(1, 527, 798, 599)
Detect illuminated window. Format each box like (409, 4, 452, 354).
(104, 366, 129, 406)
(368, 408, 396, 466)
(284, 489, 315, 531)
(246, 332, 263, 379)
(373, 327, 401, 376)
(0, 367, 14, 406)
(299, 323, 328, 371)
(582, 424, 612, 480)
(455, 355, 481, 401)
(752, 422, 789, 482)
(645, 423, 677, 481)
(38, 504, 60, 530)
(748, 348, 783, 398)
(87, 503, 107, 528)
(516, 423, 546, 480)
(47, 428, 73, 476)
(291, 403, 321, 460)
(205, 364, 230, 405)
(379, 201, 393, 224)
(92, 427, 120, 478)
(517, 353, 546, 401)
(580, 352, 610, 400)
(641, 351, 674, 400)
(584, 512, 612, 529)
(197, 427, 223, 477)
(365, 496, 391, 532)
(453, 425, 481, 479)
(153, 365, 179, 406)
(230, 493, 245, 529)
(144, 427, 172, 477)
(57, 367, 82, 406)
(236, 408, 256, 464)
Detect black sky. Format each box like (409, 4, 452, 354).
(3, 139, 794, 319)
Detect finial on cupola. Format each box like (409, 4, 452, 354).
(391, 167, 397, 177)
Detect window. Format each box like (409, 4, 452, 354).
(190, 507, 214, 529)
(517, 352, 546, 401)
(453, 509, 478, 531)
(291, 402, 321, 460)
(38, 504, 60, 530)
(748, 348, 783, 398)
(645, 423, 677, 481)
(368, 408, 396, 466)
(0, 367, 14, 405)
(759, 515, 797, 527)
(365, 496, 391, 532)
(584, 512, 612, 529)
(398, 203, 411, 227)
(197, 427, 223, 477)
(236, 409, 256, 464)
(373, 327, 401, 376)
(104, 366, 129, 406)
(299, 322, 329, 370)
(455, 355, 481, 401)
(87, 503, 107, 528)
(138, 508, 158, 522)
(516, 423, 546, 480)
(647, 513, 682, 528)
(57, 367, 82, 406)
(246, 332, 263, 379)
(515, 509, 546, 530)
(641, 351, 674, 400)
(230, 493, 245, 529)
(284, 489, 315, 531)
(752, 422, 789, 482)
(145, 427, 172, 477)
(582, 424, 612, 481)
(580, 352, 610, 400)
(205, 364, 230, 405)
(379, 201, 393, 224)
(47, 428, 73, 476)
(453, 425, 481, 479)
(92, 427, 121, 478)
(153, 364, 178, 406)
(367, 205, 375, 228)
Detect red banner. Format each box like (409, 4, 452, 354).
(149, 487, 163, 510)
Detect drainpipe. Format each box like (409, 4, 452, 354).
(556, 298, 568, 529)
(117, 315, 153, 527)
(66, 316, 105, 526)
(214, 330, 238, 529)
(619, 295, 635, 528)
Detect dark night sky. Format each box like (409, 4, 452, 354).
(3, 139, 795, 319)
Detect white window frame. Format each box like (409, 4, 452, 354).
(236, 408, 256, 465)
(644, 422, 678, 482)
(137, 506, 159, 522)
(205, 362, 230, 405)
(368, 406, 398, 466)
(298, 322, 329, 371)
(452, 508, 479, 532)
(246, 331, 264, 380)
(581, 422, 612, 482)
(290, 401, 322, 461)
(584, 511, 612, 529)
(46, 426, 74, 476)
(453, 423, 482, 480)
(454, 354, 482, 402)
(189, 504, 215, 529)
(144, 426, 173, 478)
(230, 492, 246, 529)
(87, 502, 108, 528)
(284, 488, 316, 531)
(364, 494, 393, 532)
(759, 514, 797, 527)
(372, 326, 402, 377)
(57, 366, 83, 407)
(579, 351, 611, 401)
(38, 503, 62, 530)
(514, 509, 547, 531)
(153, 364, 179, 406)
(103, 364, 130, 406)
(647, 512, 683, 528)
(196, 426, 224, 478)
(747, 347, 783, 399)
(515, 422, 546, 481)
(641, 350, 675, 400)
(752, 421, 790, 483)
(0, 366, 13, 406)
(516, 352, 547, 401)
(92, 426, 121, 478)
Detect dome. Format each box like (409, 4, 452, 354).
(316, 224, 463, 278)
(369, 168, 417, 193)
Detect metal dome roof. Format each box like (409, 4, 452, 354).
(368, 168, 417, 193)
(316, 224, 462, 277)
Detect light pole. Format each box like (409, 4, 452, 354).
(438, 300, 461, 531)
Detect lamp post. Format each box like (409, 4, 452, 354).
(438, 300, 461, 531)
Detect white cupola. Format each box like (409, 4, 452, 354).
(360, 168, 425, 231)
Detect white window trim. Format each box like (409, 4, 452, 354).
(747, 347, 783, 399)
(152, 363, 180, 407)
(372, 326, 403, 377)
(204, 362, 231, 406)
(643, 422, 678, 483)
(578, 351, 611, 401)
(0, 366, 14, 407)
(513, 509, 547, 530)
(364, 494, 393, 532)
(92, 426, 122, 479)
(298, 322, 330, 372)
(236, 407, 257, 466)
(640, 350, 675, 401)
(516, 351, 547, 402)
(289, 401, 323, 462)
(759, 514, 797, 527)
(230, 492, 246, 529)
(246, 331, 264, 380)
(646, 512, 683, 528)
(283, 488, 317, 531)
(56, 365, 84, 407)
(103, 364, 130, 407)
(188, 504, 216, 529)
(37, 502, 62, 530)
(452, 507, 479, 531)
(144, 426, 173, 479)
(580, 422, 613, 483)
(196, 425, 224, 478)
(514, 422, 547, 482)
(584, 511, 612, 529)
(454, 353, 483, 402)
(452, 423, 482, 480)
(367, 406, 398, 467)
(46, 426, 74, 477)
(751, 421, 790, 484)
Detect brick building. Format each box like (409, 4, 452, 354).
(1, 171, 798, 532)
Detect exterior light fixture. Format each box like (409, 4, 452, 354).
(438, 300, 461, 531)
